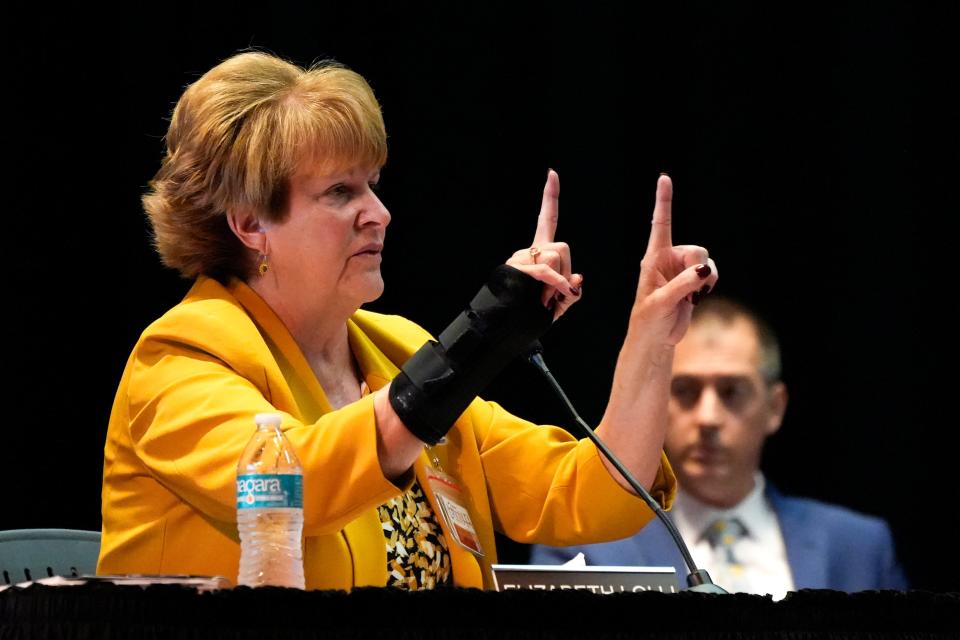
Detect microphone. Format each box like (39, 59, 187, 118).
(524, 342, 727, 594)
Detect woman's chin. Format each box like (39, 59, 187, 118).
(357, 275, 385, 304)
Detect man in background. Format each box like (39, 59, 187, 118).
(531, 297, 907, 597)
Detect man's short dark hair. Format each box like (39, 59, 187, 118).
(691, 297, 782, 383)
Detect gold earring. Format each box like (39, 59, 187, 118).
(258, 254, 269, 276)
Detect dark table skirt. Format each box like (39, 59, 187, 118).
(1, 584, 958, 639)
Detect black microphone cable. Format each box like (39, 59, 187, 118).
(525, 341, 727, 593)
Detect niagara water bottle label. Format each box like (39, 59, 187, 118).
(236, 474, 303, 509)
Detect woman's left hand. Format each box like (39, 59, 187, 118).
(629, 174, 719, 347)
(505, 170, 583, 320)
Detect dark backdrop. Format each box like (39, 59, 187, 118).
(7, 1, 957, 591)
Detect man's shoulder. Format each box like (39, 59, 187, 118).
(770, 486, 907, 589)
(770, 488, 894, 539)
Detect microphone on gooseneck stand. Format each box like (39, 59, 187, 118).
(524, 340, 727, 594)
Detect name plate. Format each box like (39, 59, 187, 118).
(491, 564, 679, 593)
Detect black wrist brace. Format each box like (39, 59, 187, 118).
(389, 265, 554, 445)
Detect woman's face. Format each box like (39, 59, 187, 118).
(262, 161, 390, 312)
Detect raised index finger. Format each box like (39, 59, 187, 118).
(533, 169, 560, 246)
(646, 174, 673, 253)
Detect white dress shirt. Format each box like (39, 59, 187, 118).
(672, 473, 795, 600)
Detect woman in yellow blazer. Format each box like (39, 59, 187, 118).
(99, 51, 718, 590)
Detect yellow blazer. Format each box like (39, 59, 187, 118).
(99, 277, 676, 589)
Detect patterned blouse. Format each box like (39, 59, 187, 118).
(359, 379, 451, 589)
(378, 480, 452, 589)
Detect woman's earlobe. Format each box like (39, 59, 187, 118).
(226, 209, 268, 253)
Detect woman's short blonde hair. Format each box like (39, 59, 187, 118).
(143, 51, 388, 281)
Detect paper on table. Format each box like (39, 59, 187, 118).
(0, 574, 230, 592)
(562, 552, 587, 567)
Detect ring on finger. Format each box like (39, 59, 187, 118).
(529, 246, 541, 264)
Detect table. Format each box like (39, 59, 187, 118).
(1, 584, 957, 639)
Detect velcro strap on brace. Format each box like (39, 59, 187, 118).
(389, 265, 553, 444)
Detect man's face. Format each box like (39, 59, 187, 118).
(664, 316, 786, 508)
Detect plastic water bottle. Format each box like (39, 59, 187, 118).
(236, 412, 305, 588)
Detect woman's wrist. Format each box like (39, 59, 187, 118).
(616, 324, 676, 382)
(389, 264, 553, 445)
(374, 385, 423, 484)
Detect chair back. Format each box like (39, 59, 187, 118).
(0, 528, 101, 585)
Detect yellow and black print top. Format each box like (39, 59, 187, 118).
(378, 480, 452, 589)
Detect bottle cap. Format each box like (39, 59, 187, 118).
(254, 412, 283, 428)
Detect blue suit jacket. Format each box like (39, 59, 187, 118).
(530, 486, 908, 592)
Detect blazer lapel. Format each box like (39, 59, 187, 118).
(227, 291, 404, 588)
(335, 320, 409, 587)
(633, 515, 690, 591)
(768, 485, 829, 589)
(229, 278, 333, 419)
(646, 518, 690, 572)
(347, 318, 399, 392)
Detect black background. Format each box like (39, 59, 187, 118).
(7, 2, 957, 590)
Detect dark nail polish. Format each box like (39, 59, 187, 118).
(555, 292, 566, 303)
(695, 264, 712, 278)
(691, 290, 703, 305)
(700, 284, 711, 296)
(570, 286, 581, 296)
